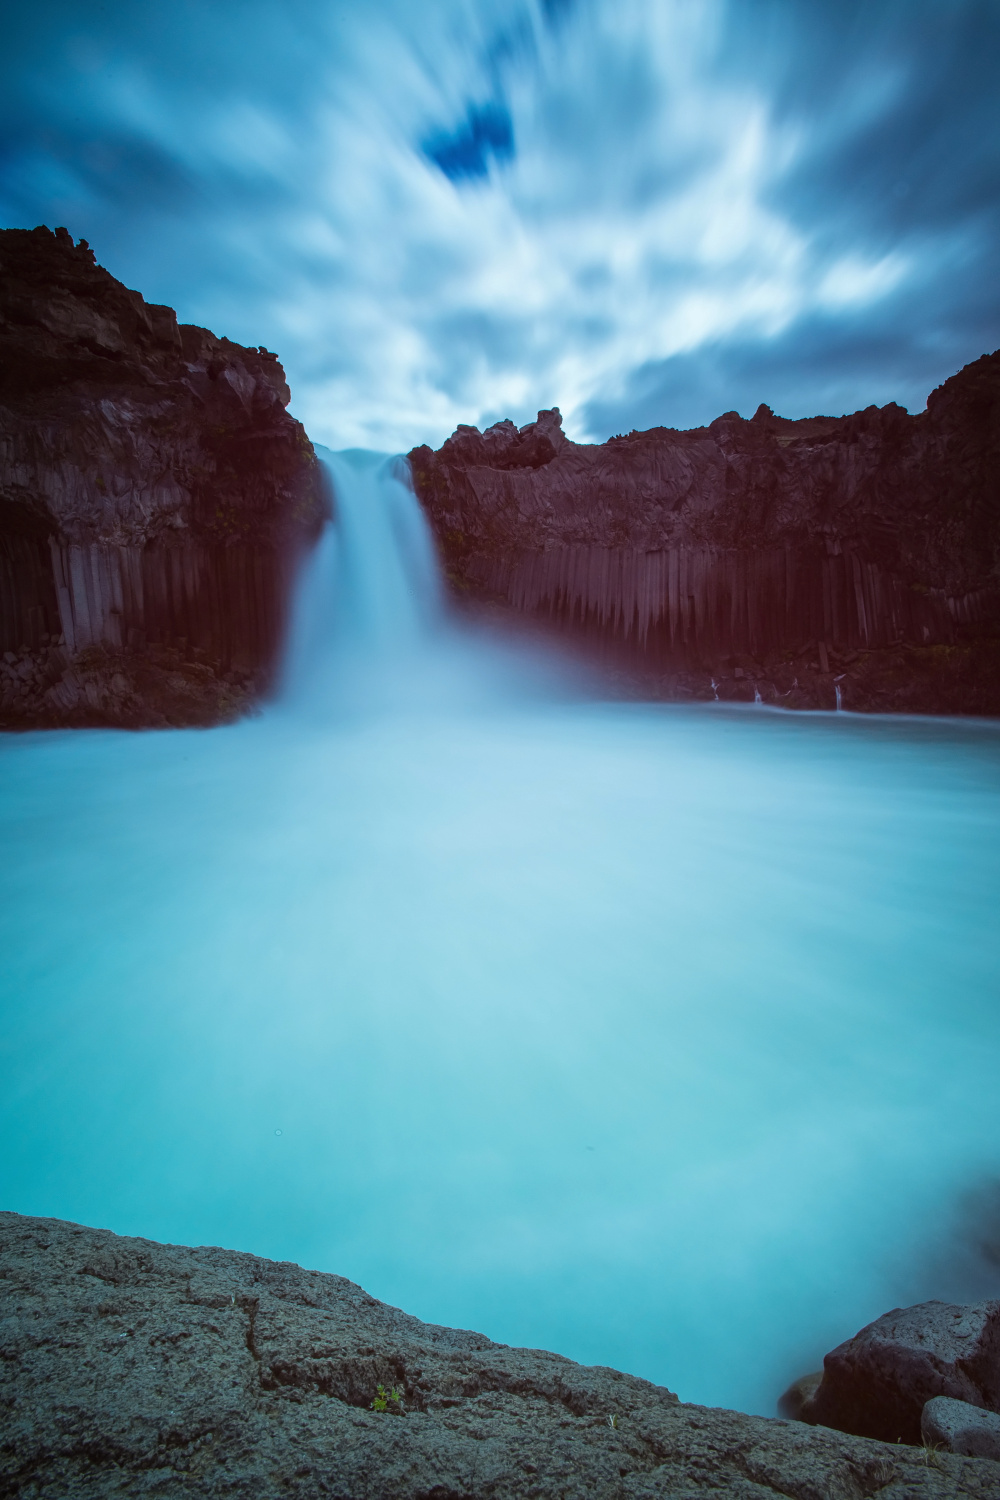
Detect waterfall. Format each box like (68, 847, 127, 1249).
(280, 446, 588, 714)
(319, 448, 443, 648)
(281, 448, 447, 711)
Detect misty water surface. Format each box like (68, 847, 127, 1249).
(2, 453, 999, 1415)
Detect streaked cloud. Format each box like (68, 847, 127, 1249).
(2, 0, 997, 448)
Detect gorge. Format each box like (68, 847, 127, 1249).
(2, 228, 998, 727)
(2, 237, 1000, 1493)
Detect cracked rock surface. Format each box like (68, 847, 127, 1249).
(2, 1213, 999, 1498)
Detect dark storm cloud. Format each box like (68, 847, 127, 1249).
(584, 235, 1000, 433)
(1, 0, 997, 447)
(577, 0, 1000, 431)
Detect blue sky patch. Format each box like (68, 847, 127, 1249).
(423, 103, 515, 181)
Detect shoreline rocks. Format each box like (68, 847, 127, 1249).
(784, 1299, 1000, 1463)
(0, 640, 258, 730)
(2, 1211, 999, 1497)
(801, 1299, 1000, 1446)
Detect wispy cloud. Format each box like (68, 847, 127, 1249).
(2, 0, 997, 447)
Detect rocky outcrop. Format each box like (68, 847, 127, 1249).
(0, 225, 326, 728)
(410, 357, 1000, 713)
(3, 1213, 998, 1499)
(798, 1300, 1000, 1447)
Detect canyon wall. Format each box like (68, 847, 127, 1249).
(410, 357, 1000, 712)
(0, 226, 326, 727)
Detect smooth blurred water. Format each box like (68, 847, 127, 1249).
(2, 453, 999, 1416)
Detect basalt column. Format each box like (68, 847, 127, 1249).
(410, 359, 1000, 713)
(0, 225, 327, 727)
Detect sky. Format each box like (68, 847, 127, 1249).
(2, 0, 999, 449)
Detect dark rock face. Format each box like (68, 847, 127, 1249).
(0, 225, 326, 728)
(410, 359, 1000, 714)
(3, 1214, 997, 1498)
(802, 1300, 1000, 1446)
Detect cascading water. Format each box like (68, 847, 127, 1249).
(2, 451, 1000, 1417)
(281, 449, 442, 711)
(282, 448, 570, 717)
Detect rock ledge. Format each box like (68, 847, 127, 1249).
(2, 1212, 998, 1498)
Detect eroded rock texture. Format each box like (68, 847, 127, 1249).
(2, 1213, 998, 1499)
(410, 359, 1000, 714)
(0, 225, 326, 727)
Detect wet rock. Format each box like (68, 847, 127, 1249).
(923, 1396, 1000, 1460)
(4, 1213, 999, 1500)
(803, 1299, 1000, 1445)
(2, 642, 254, 730)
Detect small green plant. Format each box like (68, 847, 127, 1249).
(921, 1441, 946, 1471)
(371, 1384, 403, 1413)
(607, 1414, 619, 1430)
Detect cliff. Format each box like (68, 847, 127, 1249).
(2, 1211, 995, 1498)
(410, 357, 1000, 713)
(0, 226, 326, 728)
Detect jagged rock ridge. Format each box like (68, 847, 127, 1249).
(0, 225, 326, 727)
(2, 1211, 998, 1498)
(410, 359, 1000, 713)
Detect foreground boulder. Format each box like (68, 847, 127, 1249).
(802, 1300, 1000, 1446)
(410, 359, 1000, 714)
(2, 1213, 998, 1498)
(0, 225, 326, 728)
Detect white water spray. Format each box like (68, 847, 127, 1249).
(282, 448, 579, 716)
